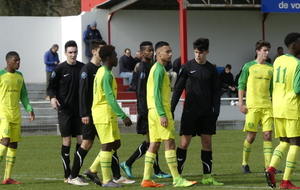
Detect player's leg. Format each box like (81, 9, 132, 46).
(261, 108, 274, 170)
(242, 108, 260, 173)
(177, 135, 192, 174)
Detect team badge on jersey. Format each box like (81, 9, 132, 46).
(140, 72, 146, 79)
(17, 79, 22, 85)
(51, 71, 56, 78)
(81, 72, 87, 79)
(268, 70, 273, 76)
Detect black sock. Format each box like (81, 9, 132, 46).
(61, 145, 71, 178)
(125, 141, 149, 167)
(74, 143, 80, 156)
(176, 147, 187, 174)
(112, 151, 121, 180)
(201, 150, 212, 174)
(153, 153, 162, 174)
(71, 147, 88, 178)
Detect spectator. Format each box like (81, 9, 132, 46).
(133, 51, 142, 64)
(219, 64, 237, 99)
(272, 46, 284, 63)
(165, 61, 177, 90)
(44, 44, 59, 100)
(83, 21, 103, 61)
(119, 48, 136, 86)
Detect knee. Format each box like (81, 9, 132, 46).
(263, 131, 272, 141)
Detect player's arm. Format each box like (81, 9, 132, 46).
(48, 67, 61, 110)
(211, 67, 221, 116)
(153, 66, 168, 127)
(238, 64, 249, 114)
(171, 65, 187, 113)
(293, 62, 300, 95)
(79, 67, 90, 125)
(136, 66, 147, 115)
(102, 72, 131, 126)
(20, 78, 35, 121)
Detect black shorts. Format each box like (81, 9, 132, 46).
(180, 114, 216, 136)
(82, 116, 98, 140)
(136, 114, 149, 135)
(58, 110, 82, 137)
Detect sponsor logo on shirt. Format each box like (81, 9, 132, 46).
(81, 72, 87, 79)
(63, 73, 69, 77)
(51, 71, 56, 78)
(190, 70, 196, 73)
(140, 72, 146, 79)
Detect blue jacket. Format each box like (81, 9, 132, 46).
(44, 49, 60, 72)
(83, 26, 102, 57)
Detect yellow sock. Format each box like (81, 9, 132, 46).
(263, 141, 273, 168)
(270, 141, 289, 168)
(283, 145, 300, 180)
(4, 148, 17, 180)
(90, 151, 101, 173)
(242, 140, 252, 165)
(100, 151, 112, 183)
(165, 150, 180, 179)
(0, 144, 8, 162)
(143, 151, 156, 180)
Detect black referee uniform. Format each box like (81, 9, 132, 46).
(171, 59, 221, 136)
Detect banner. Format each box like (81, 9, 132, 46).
(262, 0, 300, 13)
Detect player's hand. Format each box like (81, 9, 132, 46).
(123, 117, 132, 127)
(160, 116, 168, 127)
(29, 111, 35, 122)
(239, 104, 248, 114)
(50, 98, 60, 110)
(82, 116, 90, 125)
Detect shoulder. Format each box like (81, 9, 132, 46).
(15, 70, 23, 77)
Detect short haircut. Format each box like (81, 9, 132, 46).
(124, 48, 130, 53)
(64, 40, 77, 52)
(6, 51, 19, 60)
(277, 46, 283, 50)
(255, 40, 271, 51)
(284, 32, 300, 47)
(52, 44, 59, 49)
(140, 41, 153, 51)
(155, 41, 169, 51)
(89, 40, 107, 51)
(193, 38, 209, 51)
(225, 64, 232, 70)
(99, 45, 115, 62)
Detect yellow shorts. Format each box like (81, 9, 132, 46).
(148, 108, 175, 142)
(95, 121, 120, 144)
(274, 118, 300, 138)
(0, 118, 21, 142)
(243, 108, 273, 132)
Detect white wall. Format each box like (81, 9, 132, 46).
(0, 9, 299, 82)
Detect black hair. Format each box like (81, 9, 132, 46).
(99, 45, 115, 62)
(255, 40, 271, 51)
(277, 46, 283, 50)
(193, 38, 209, 51)
(155, 41, 169, 51)
(225, 64, 232, 70)
(64, 40, 77, 52)
(6, 51, 19, 60)
(140, 41, 153, 51)
(284, 32, 300, 47)
(124, 48, 130, 53)
(89, 40, 107, 51)
(52, 44, 59, 49)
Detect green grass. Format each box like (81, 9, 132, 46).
(0, 130, 291, 189)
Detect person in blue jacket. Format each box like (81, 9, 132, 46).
(83, 21, 103, 61)
(44, 44, 60, 100)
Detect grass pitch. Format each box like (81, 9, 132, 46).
(0, 130, 291, 189)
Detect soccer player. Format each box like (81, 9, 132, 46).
(238, 40, 275, 174)
(120, 41, 171, 179)
(0, 51, 35, 184)
(171, 38, 223, 186)
(48, 40, 85, 183)
(141, 41, 195, 188)
(265, 32, 300, 189)
(92, 45, 132, 187)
